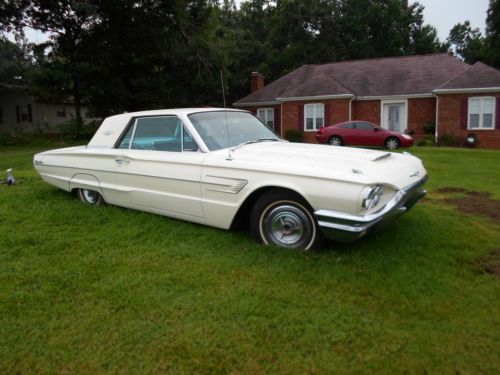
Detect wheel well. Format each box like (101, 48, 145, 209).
(385, 135, 399, 143)
(230, 186, 308, 230)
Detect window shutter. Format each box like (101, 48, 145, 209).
(28, 104, 32, 122)
(460, 98, 468, 130)
(16, 105, 20, 123)
(496, 97, 500, 130)
(298, 104, 304, 130)
(324, 102, 330, 125)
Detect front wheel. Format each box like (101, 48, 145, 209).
(77, 188, 106, 206)
(385, 137, 400, 150)
(250, 191, 322, 250)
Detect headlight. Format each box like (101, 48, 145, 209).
(402, 134, 412, 140)
(362, 185, 384, 210)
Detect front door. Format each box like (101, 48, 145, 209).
(105, 115, 205, 218)
(382, 102, 406, 133)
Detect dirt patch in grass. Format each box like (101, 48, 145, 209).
(438, 188, 500, 223)
(479, 249, 500, 278)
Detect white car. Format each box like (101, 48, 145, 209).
(33, 108, 427, 250)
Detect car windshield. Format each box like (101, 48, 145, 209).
(188, 111, 279, 151)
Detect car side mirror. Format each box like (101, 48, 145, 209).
(374, 127, 380, 131)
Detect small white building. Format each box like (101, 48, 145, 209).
(0, 83, 91, 134)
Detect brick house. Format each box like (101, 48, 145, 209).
(234, 54, 500, 148)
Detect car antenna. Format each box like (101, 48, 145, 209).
(220, 69, 233, 161)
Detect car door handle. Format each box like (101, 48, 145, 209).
(115, 158, 130, 165)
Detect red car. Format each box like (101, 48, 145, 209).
(315, 121, 414, 149)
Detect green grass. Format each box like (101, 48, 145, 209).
(0, 145, 499, 374)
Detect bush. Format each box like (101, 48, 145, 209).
(415, 135, 435, 147)
(285, 129, 304, 143)
(438, 133, 461, 147)
(423, 123, 436, 135)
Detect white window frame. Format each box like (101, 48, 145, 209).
(257, 108, 275, 130)
(304, 103, 324, 132)
(468, 97, 496, 130)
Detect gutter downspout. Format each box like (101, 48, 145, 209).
(432, 93, 439, 144)
(349, 97, 355, 121)
(280, 101, 283, 138)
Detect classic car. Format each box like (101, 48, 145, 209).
(315, 121, 414, 149)
(33, 108, 427, 250)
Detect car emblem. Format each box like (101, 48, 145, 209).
(409, 170, 420, 177)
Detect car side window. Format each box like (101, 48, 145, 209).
(341, 123, 355, 129)
(117, 116, 184, 152)
(183, 127, 198, 152)
(355, 122, 374, 131)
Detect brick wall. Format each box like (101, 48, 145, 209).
(438, 93, 500, 149)
(281, 99, 350, 143)
(352, 100, 380, 125)
(408, 98, 436, 138)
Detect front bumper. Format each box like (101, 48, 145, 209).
(314, 176, 427, 243)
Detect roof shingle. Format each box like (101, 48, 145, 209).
(235, 53, 474, 105)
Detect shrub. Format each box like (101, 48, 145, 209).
(285, 129, 304, 143)
(415, 135, 435, 147)
(423, 123, 436, 135)
(438, 133, 461, 147)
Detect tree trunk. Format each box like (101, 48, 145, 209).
(73, 75, 83, 136)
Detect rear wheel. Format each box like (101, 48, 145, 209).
(250, 191, 322, 250)
(385, 137, 400, 150)
(77, 188, 106, 206)
(328, 136, 343, 146)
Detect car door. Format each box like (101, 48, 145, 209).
(105, 115, 205, 218)
(354, 122, 379, 146)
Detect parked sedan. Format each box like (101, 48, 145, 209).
(34, 108, 426, 250)
(316, 121, 414, 149)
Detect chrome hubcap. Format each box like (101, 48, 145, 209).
(263, 205, 312, 248)
(329, 137, 341, 146)
(387, 139, 398, 149)
(82, 189, 99, 204)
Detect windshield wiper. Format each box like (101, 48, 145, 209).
(231, 138, 279, 151)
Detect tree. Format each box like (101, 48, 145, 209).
(485, 0, 500, 68)
(447, 21, 485, 64)
(0, 35, 33, 84)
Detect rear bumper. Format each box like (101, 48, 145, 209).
(314, 176, 427, 243)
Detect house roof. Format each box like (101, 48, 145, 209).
(235, 53, 474, 105)
(437, 62, 500, 90)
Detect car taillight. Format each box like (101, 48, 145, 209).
(318, 127, 324, 134)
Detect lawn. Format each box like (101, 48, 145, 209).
(0, 144, 499, 374)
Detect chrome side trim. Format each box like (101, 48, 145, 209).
(204, 175, 248, 194)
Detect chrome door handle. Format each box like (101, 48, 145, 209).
(115, 158, 130, 165)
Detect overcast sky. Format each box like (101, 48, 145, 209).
(9, 0, 492, 45)
(417, 0, 490, 41)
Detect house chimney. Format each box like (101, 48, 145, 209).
(250, 72, 264, 93)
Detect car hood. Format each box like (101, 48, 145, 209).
(203, 141, 426, 189)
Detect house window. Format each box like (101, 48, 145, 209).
(57, 106, 66, 117)
(468, 97, 495, 130)
(257, 108, 274, 130)
(304, 103, 324, 131)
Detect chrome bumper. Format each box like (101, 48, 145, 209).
(315, 176, 427, 243)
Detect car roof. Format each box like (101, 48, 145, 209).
(106, 107, 247, 121)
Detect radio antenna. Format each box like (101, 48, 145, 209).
(220, 69, 233, 161)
